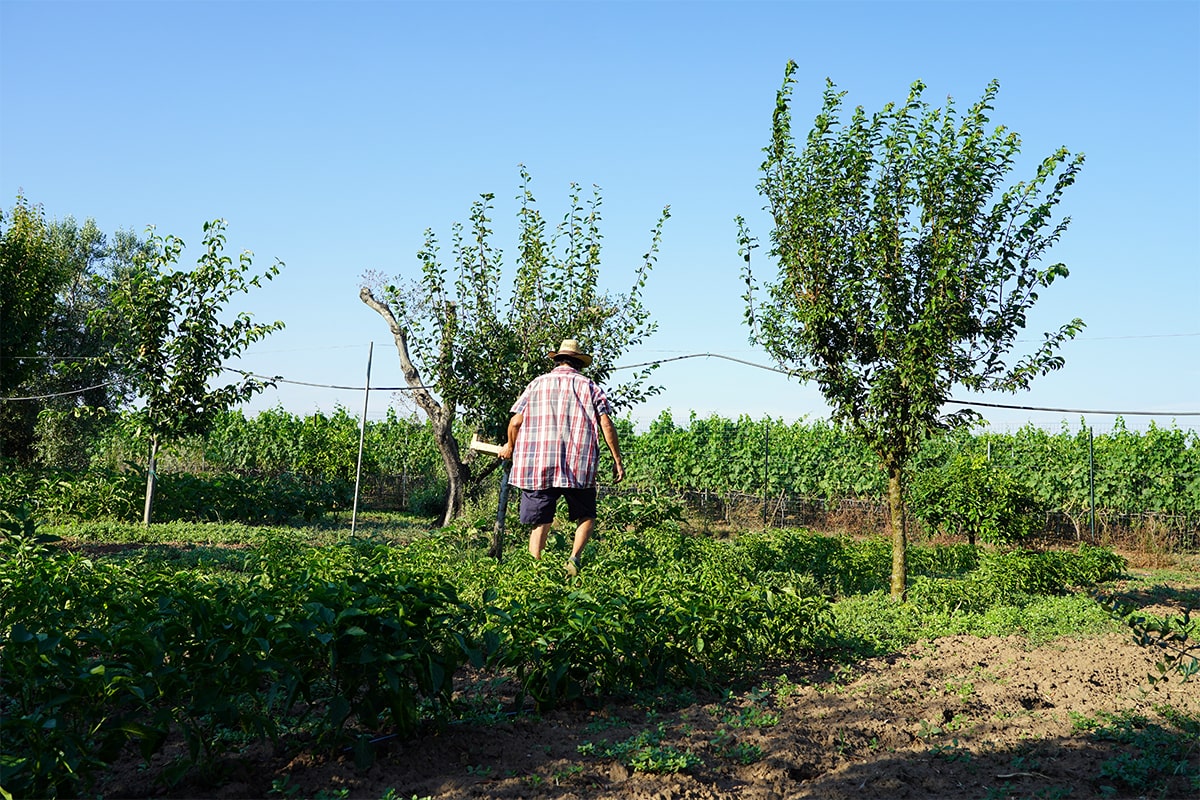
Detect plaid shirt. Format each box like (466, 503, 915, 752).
(509, 365, 613, 490)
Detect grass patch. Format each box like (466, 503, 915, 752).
(832, 590, 1121, 658)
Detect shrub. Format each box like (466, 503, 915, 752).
(409, 479, 449, 518)
(908, 453, 1039, 545)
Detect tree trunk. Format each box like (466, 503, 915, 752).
(143, 436, 159, 526)
(360, 287, 471, 525)
(886, 461, 907, 601)
(432, 418, 467, 527)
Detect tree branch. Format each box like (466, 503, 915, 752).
(359, 286, 447, 426)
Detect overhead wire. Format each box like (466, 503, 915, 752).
(614, 355, 1195, 419)
(0, 380, 121, 402)
(221, 368, 436, 392)
(3, 353, 1197, 417)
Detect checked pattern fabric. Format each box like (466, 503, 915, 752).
(509, 365, 613, 490)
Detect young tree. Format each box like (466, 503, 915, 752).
(361, 167, 668, 527)
(738, 62, 1085, 599)
(93, 219, 284, 524)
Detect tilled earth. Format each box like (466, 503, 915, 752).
(101, 613, 1199, 800)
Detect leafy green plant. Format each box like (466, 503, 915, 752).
(598, 491, 685, 533)
(975, 545, 1125, 596)
(928, 739, 973, 763)
(723, 705, 780, 729)
(722, 740, 763, 765)
(0, 510, 161, 798)
(578, 723, 702, 773)
(1091, 708, 1199, 797)
(908, 452, 1038, 545)
(1098, 593, 1198, 684)
(476, 526, 836, 711)
(0, 464, 346, 525)
(0, 516, 473, 796)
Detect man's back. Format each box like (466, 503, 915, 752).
(509, 365, 610, 490)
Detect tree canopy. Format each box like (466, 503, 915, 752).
(1, 196, 64, 461)
(362, 166, 669, 526)
(0, 196, 151, 465)
(739, 62, 1085, 598)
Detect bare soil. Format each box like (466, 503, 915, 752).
(95, 576, 1200, 800)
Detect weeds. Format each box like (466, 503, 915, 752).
(928, 738, 973, 762)
(577, 723, 702, 774)
(1090, 707, 1200, 797)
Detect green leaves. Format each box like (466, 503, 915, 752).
(742, 66, 1087, 597)
(624, 411, 885, 499)
(92, 219, 284, 523)
(1098, 594, 1199, 685)
(0, 525, 467, 797)
(0, 195, 64, 400)
(907, 452, 1038, 546)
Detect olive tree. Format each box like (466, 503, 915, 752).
(738, 62, 1085, 599)
(93, 219, 284, 524)
(361, 167, 668, 527)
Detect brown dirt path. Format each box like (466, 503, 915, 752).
(101, 627, 1199, 800)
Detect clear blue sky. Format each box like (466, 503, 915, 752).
(3, 0, 1197, 433)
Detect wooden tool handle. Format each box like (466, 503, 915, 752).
(469, 434, 503, 455)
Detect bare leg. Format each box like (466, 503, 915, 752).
(528, 523, 552, 559)
(569, 518, 594, 561)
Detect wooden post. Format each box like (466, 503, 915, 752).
(469, 435, 510, 561)
(491, 461, 512, 562)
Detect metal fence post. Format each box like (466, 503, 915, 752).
(1088, 426, 1096, 542)
(351, 342, 373, 536)
(762, 419, 769, 526)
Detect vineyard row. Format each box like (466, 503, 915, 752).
(26, 407, 1182, 530)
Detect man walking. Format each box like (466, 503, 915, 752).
(498, 339, 625, 575)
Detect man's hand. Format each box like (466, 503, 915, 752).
(500, 413, 522, 461)
(612, 462, 625, 484)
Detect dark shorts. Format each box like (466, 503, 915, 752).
(518, 487, 597, 525)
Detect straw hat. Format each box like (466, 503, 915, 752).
(547, 338, 593, 367)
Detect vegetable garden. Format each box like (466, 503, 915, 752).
(2, 408, 1199, 798)
(2, 495, 1198, 798)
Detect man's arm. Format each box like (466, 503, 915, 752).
(599, 413, 624, 483)
(498, 413, 523, 460)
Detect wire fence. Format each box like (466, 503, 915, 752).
(6, 354, 1199, 551)
(590, 485, 1200, 553)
